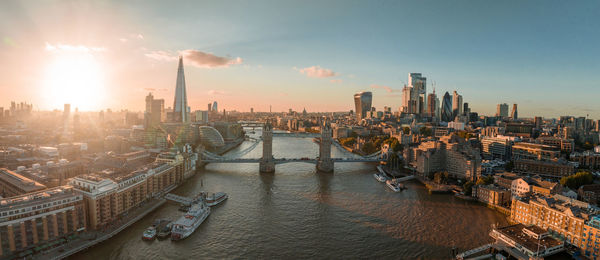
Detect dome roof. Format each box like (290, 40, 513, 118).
(199, 126, 225, 147)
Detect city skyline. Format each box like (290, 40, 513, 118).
(0, 0, 599, 117)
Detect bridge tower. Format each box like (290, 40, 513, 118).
(259, 120, 275, 173)
(317, 119, 334, 172)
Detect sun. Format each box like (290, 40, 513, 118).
(42, 50, 105, 111)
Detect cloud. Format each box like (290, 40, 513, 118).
(330, 79, 343, 83)
(298, 66, 337, 78)
(145, 49, 243, 68)
(370, 84, 400, 93)
(144, 88, 156, 91)
(133, 34, 144, 40)
(207, 90, 229, 95)
(45, 43, 106, 52)
(181, 49, 242, 68)
(144, 50, 178, 62)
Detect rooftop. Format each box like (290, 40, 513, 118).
(0, 168, 46, 193)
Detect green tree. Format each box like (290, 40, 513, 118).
(419, 126, 432, 137)
(463, 181, 475, 196)
(434, 171, 449, 184)
(505, 161, 514, 172)
(476, 175, 494, 185)
(363, 142, 377, 154)
(403, 127, 411, 134)
(560, 171, 594, 190)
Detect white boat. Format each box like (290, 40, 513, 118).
(386, 179, 404, 192)
(142, 226, 157, 241)
(171, 200, 211, 241)
(373, 173, 387, 183)
(205, 192, 228, 207)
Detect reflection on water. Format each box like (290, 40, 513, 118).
(71, 136, 507, 259)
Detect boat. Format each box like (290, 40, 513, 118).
(386, 179, 404, 192)
(156, 220, 172, 239)
(142, 226, 157, 241)
(171, 200, 211, 241)
(205, 192, 228, 207)
(373, 173, 387, 183)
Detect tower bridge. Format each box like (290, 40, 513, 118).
(201, 120, 383, 173)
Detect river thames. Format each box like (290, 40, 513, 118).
(71, 135, 508, 259)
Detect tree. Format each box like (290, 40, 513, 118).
(560, 171, 594, 190)
(463, 181, 475, 196)
(403, 127, 411, 134)
(434, 171, 449, 184)
(419, 126, 432, 137)
(505, 161, 514, 172)
(362, 142, 377, 154)
(476, 175, 494, 186)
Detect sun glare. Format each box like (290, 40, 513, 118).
(43, 50, 105, 111)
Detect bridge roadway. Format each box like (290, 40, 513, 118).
(202, 157, 380, 164)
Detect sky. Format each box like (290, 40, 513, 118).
(0, 0, 598, 118)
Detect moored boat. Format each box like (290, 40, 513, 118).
(171, 200, 211, 241)
(205, 192, 228, 207)
(156, 220, 172, 239)
(142, 226, 157, 241)
(386, 179, 404, 192)
(373, 173, 387, 183)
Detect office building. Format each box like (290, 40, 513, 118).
(401, 73, 427, 115)
(441, 92, 453, 122)
(452, 90, 462, 118)
(144, 93, 165, 129)
(511, 104, 518, 120)
(353, 91, 372, 121)
(514, 159, 575, 178)
(512, 142, 560, 161)
(496, 103, 509, 118)
(481, 136, 512, 160)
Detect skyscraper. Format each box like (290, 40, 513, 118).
(172, 56, 189, 122)
(496, 103, 509, 118)
(401, 73, 427, 115)
(427, 90, 438, 117)
(353, 91, 372, 121)
(212, 101, 218, 113)
(441, 91, 453, 122)
(511, 104, 518, 120)
(145, 93, 165, 128)
(452, 90, 462, 119)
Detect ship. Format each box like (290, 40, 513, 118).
(205, 192, 228, 207)
(373, 173, 387, 183)
(156, 219, 172, 239)
(142, 226, 157, 241)
(386, 179, 404, 192)
(171, 200, 211, 241)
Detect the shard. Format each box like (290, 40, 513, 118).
(173, 56, 189, 122)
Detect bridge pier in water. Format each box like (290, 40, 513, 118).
(317, 120, 334, 172)
(259, 121, 275, 173)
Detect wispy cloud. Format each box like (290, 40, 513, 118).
(370, 84, 400, 93)
(297, 65, 337, 78)
(181, 49, 242, 68)
(145, 49, 243, 68)
(45, 43, 106, 52)
(330, 79, 343, 83)
(208, 90, 230, 95)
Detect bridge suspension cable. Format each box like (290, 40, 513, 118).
(201, 138, 262, 160)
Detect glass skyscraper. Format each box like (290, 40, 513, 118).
(353, 91, 372, 121)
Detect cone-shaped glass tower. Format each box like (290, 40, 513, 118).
(173, 56, 188, 122)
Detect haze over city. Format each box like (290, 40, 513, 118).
(1, 0, 598, 117)
(3, 1, 600, 260)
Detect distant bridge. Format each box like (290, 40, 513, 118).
(201, 120, 385, 173)
(201, 157, 381, 165)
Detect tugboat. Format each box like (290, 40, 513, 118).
(142, 226, 157, 241)
(156, 219, 172, 239)
(205, 192, 228, 207)
(171, 200, 211, 241)
(386, 179, 404, 192)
